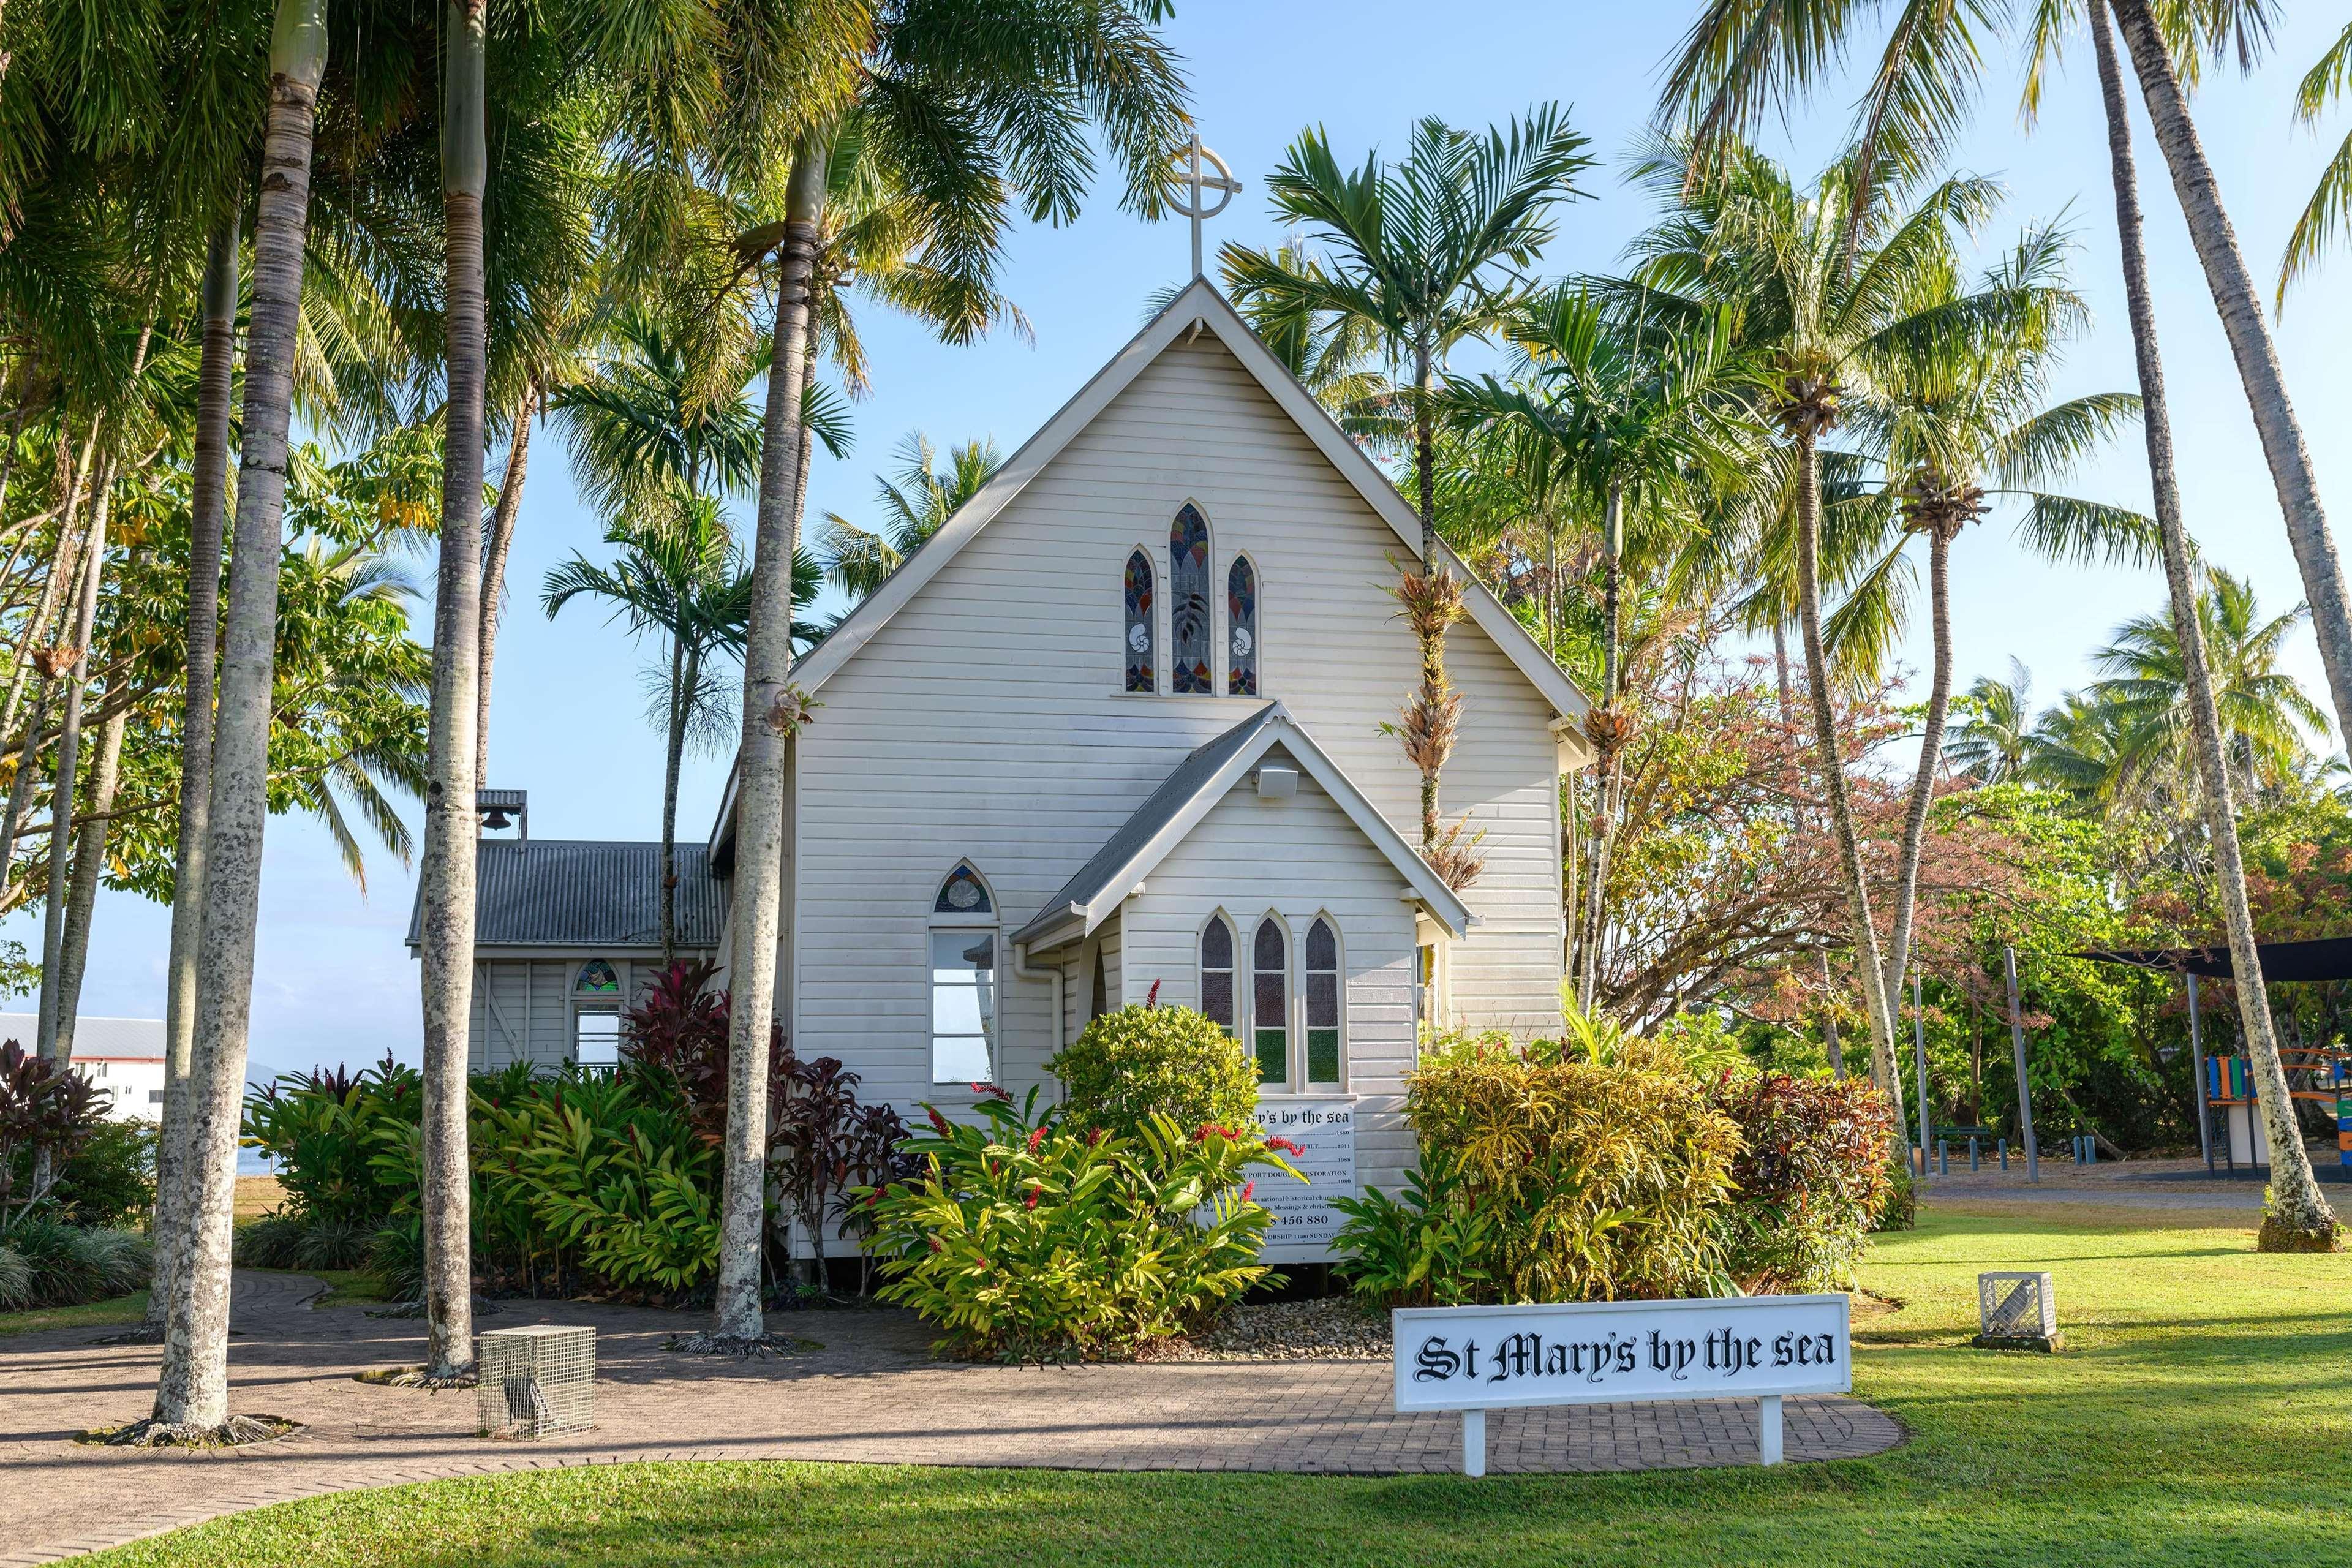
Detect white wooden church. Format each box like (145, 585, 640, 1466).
(413, 277, 1596, 1254)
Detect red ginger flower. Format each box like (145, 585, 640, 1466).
(1024, 1188, 1040, 1210)
(1265, 1136, 1305, 1157)
(971, 1081, 1009, 1099)
(926, 1107, 950, 1136)
(1027, 1126, 1047, 1153)
(1240, 1180, 1255, 1203)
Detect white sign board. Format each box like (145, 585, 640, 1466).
(1393, 1294, 1850, 1474)
(1250, 1100, 1357, 1261)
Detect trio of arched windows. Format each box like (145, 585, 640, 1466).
(1124, 503, 1259, 697)
(1199, 911, 1342, 1091)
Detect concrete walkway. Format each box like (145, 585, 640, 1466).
(0, 1272, 1903, 1564)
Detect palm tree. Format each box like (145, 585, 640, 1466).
(2087, 0, 2337, 1248)
(696, 0, 1190, 1352)
(821, 431, 1003, 602)
(142, 0, 335, 1444)
(2026, 688, 2139, 806)
(1442, 283, 1752, 1002)
(1618, 143, 2035, 1107)
(1949, 660, 2035, 783)
(2100, 0, 2352, 767)
(551, 311, 765, 525)
(1836, 221, 2145, 1016)
(2279, 21, 2352, 303)
(2092, 570, 2328, 801)
(545, 503, 775, 962)
(1223, 109, 1593, 861)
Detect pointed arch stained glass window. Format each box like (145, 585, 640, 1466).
(1227, 556, 1257, 696)
(576, 959, 620, 995)
(1252, 915, 1288, 1086)
(1123, 549, 1155, 693)
(1306, 918, 1341, 1085)
(934, 864, 992, 914)
(1199, 916, 1235, 1034)
(1170, 505, 1212, 693)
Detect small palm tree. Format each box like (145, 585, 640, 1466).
(1224, 108, 1594, 859)
(543, 502, 821, 961)
(821, 432, 1004, 603)
(2092, 570, 2329, 802)
(1948, 660, 2035, 784)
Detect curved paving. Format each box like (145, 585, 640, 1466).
(0, 1271, 1904, 1563)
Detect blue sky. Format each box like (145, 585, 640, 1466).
(21, 1, 2352, 1076)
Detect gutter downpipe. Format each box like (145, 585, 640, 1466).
(1011, 940, 1065, 1057)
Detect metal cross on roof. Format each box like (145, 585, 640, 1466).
(1170, 134, 1242, 279)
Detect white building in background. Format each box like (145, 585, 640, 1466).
(417, 281, 1599, 1261)
(0, 1012, 165, 1122)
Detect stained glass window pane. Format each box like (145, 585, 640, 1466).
(1170, 505, 1212, 693)
(1255, 1030, 1287, 1084)
(1227, 556, 1257, 696)
(1306, 918, 1336, 971)
(1308, 1029, 1340, 1085)
(1200, 917, 1232, 969)
(934, 864, 992, 914)
(1124, 549, 1155, 693)
(576, 960, 619, 995)
(1202, 970, 1234, 1031)
(1307, 972, 1339, 1029)
(1254, 917, 1286, 971)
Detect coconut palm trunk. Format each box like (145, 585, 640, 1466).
(412, 0, 488, 1383)
(2108, 0, 2352, 750)
(1792, 424, 1902, 1110)
(151, 214, 239, 1328)
(658, 634, 688, 962)
(36, 453, 116, 1064)
(51, 706, 127, 1047)
(474, 388, 534, 790)
(141, 0, 330, 1443)
(1882, 522, 1954, 1011)
(2090, 0, 2337, 1250)
(709, 135, 830, 1346)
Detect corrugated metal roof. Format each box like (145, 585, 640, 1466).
(404, 840, 725, 951)
(0, 1012, 165, 1058)
(1011, 707, 1278, 946)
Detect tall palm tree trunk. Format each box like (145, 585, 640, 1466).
(0, 429, 94, 759)
(709, 135, 830, 1346)
(151, 214, 239, 1329)
(2109, 0, 2352, 750)
(413, 0, 488, 1383)
(659, 635, 686, 962)
(1408, 347, 1450, 859)
(1883, 524, 1954, 1011)
(2092, 0, 2337, 1249)
(1793, 428, 1902, 1114)
(37, 453, 115, 1063)
(475, 387, 534, 789)
(51, 706, 126, 1048)
(143, 0, 330, 1442)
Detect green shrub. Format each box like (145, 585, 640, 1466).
(0, 1219, 150, 1309)
(1338, 1038, 1739, 1305)
(46, 1119, 156, 1229)
(865, 1088, 1295, 1362)
(1708, 1072, 1897, 1291)
(233, 1211, 375, 1272)
(1048, 1003, 1258, 1144)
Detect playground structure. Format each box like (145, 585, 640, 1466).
(2084, 937, 2352, 1177)
(2199, 1044, 2351, 1173)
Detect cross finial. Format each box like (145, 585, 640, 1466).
(1170, 134, 1242, 279)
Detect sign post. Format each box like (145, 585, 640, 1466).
(1393, 1295, 1851, 1474)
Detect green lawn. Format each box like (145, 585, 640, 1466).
(0, 1289, 148, 1338)
(80, 1203, 2352, 1568)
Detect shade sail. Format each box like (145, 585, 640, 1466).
(2073, 935, 2352, 985)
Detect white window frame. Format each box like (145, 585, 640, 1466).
(1197, 910, 1239, 1037)
(1119, 541, 1159, 696)
(929, 862, 1000, 1085)
(1248, 910, 1292, 1091)
(1301, 912, 1344, 1090)
(1168, 500, 1218, 697)
(1224, 548, 1264, 698)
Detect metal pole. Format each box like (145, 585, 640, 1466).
(1188, 136, 1204, 279)
(2004, 944, 2039, 1183)
(1912, 972, 1934, 1182)
(2186, 971, 2214, 1173)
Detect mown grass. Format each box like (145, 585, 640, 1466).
(78, 1202, 2352, 1568)
(0, 1288, 148, 1338)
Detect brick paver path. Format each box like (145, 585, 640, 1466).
(0, 1273, 1902, 1563)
